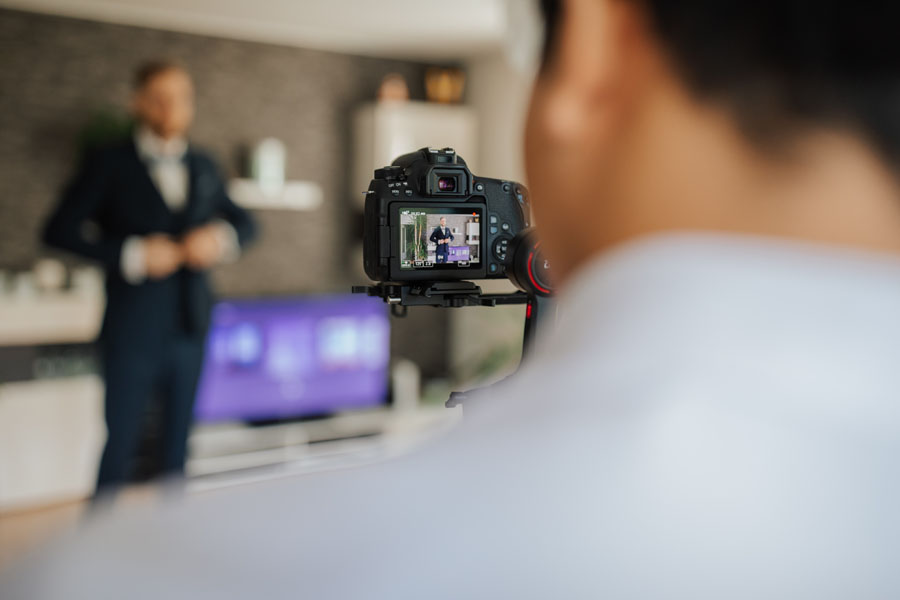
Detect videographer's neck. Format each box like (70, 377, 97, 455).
(577, 94, 900, 283)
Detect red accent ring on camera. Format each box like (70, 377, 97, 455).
(527, 244, 551, 295)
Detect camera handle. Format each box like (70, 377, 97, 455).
(353, 230, 555, 409)
(523, 293, 552, 351)
(351, 282, 550, 408)
(445, 293, 553, 408)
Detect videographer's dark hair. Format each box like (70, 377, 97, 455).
(134, 59, 188, 90)
(539, 0, 900, 169)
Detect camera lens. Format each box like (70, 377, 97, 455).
(437, 176, 457, 192)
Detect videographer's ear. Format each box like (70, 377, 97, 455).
(525, 0, 660, 283)
(533, 0, 651, 148)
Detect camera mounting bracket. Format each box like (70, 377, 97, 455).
(351, 281, 529, 316)
(353, 281, 553, 409)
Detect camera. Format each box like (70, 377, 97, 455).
(363, 147, 534, 283)
(356, 148, 553, 406)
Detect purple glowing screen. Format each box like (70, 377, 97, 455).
(194, 295, 390, 422)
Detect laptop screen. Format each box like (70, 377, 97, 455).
(194, 295, 390, 423)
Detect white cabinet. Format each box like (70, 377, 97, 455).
(0, 376, 105, 512)
(352, 101, 478, 209)
(466, 221, 480, 245)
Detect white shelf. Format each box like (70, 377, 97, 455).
(229, 178, 324, 211)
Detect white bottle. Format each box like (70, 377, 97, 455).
(251, 137, 286, 197)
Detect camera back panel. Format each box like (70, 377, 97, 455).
(363, 148, 531, 283)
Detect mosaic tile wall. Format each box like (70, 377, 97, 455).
(0, 9, 450, 375)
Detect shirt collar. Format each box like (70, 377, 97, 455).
(134, 125, 188, 163)
(540, 232, 900, 361)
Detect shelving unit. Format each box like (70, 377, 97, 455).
(353, 100, 479, 209)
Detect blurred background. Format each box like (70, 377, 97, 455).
(0, 0, 542, 563)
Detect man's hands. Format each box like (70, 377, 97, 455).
(182, 224, 225, 270)
(143, 234, 184, 280)
(142, 224, 227, 280)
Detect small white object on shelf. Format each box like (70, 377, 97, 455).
(250, 137, 287, 196)
(229, 179, 323, 211)
(33, 258, 66, 292)
(71, 266, 104, 298)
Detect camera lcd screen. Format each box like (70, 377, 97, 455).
(398, 207, 482, 270)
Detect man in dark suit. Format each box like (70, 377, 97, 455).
(43, 60, 256, 495)
(429, 217, 454, 263)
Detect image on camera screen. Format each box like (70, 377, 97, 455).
(399, 207, 482, 270)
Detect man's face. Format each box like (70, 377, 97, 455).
(133, 68, 195, 139)
(440, 218, 447, 227)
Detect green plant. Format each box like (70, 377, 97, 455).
(77, 107, 134, 160)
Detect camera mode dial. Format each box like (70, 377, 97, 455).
(375, 165, 404, 181)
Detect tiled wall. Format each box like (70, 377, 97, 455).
(0, 9, 450, 376)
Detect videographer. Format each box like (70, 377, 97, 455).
(6, 0, 900, 598)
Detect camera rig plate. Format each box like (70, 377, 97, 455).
(351, 281, 529, 316)
(353, 280, 553, 409)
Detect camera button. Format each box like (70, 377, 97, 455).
(404, 189, 413, 196)
(489, 264, 498, 274)
(490, 226, 498, 235)
(501, 223, 510, 231)
(493, 238, 509, 260)
(489, 215, 498, 224)
(391, 190, 400, 196)
(502, 183, 511, 193)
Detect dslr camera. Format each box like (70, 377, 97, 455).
(357, 148, 553, 405)
(363, 147, 549, 295)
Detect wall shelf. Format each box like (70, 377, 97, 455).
(229, 179, 324, 211)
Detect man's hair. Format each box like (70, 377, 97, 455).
(133, 59, 188, 90)
(540, 1, 900, 169)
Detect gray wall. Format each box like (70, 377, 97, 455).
(0, 8, 449, 376)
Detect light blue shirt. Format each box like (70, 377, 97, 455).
(5, 234, 900, 599)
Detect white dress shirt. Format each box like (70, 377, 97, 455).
(120, 126, 239, 283)
(5, 234, 900, 599)
(135, 125, 190, 211)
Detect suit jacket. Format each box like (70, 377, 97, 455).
(430, 226, 454, 255)
(43, 139, 256, 349)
